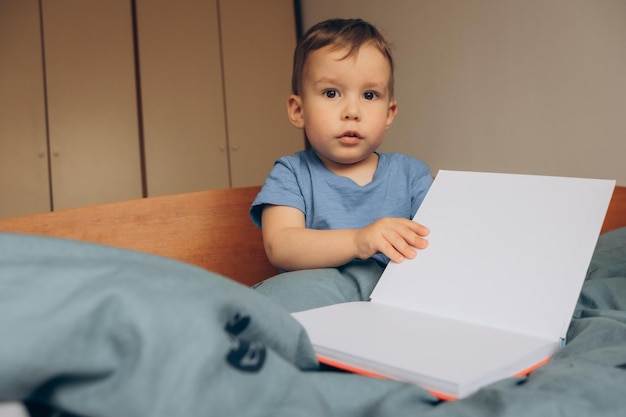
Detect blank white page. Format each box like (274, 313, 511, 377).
(371, 170, 615, 340)
(293, 301, 559, 398)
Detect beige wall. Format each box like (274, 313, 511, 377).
(301, 0, 626, 185)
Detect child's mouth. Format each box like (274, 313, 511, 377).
(337, 131, 362, 144)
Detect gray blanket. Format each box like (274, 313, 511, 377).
(0, 229, 625, 417)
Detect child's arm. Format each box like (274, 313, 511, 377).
(261, 204, 429, 271)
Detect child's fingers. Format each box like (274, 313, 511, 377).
(408, 220, 430, 237)
(386, 221, 429, 261)
(381, 230, 418, 262)
(393, 220, 429, 250)
(380, 242, 410, 264)
(356, 218, 430, 262)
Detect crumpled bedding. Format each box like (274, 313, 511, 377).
(0, 228, 625, 417)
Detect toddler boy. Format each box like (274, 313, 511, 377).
(250, 18, 432, 312)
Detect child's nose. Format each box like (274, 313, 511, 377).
(342, 99, 361, 120)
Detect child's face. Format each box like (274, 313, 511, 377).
(288, 43, 397, 167)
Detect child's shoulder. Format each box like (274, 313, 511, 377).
(268, 150, 325, 182)
(378, 152, 430, 170)
(276, 149, 317, 164)
(273, 149, 323, 171)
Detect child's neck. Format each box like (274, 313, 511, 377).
(320, 152, 379, 186)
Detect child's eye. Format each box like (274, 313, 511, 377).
(363, 91, 378, 100)
(323, 89, 338, 99)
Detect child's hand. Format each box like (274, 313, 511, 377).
(354, 218, 429, 263)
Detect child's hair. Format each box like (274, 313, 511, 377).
(291, 18, 394, 98)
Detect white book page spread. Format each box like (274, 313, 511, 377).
(293, 301, 558, 398)
(371, 171, 615, 340)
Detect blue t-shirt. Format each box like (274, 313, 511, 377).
(250, 150, 433, 266)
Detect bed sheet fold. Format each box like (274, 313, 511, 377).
(0, 228, 625, 417)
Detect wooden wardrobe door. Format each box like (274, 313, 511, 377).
(42, 0, 142, 210)
(0, 0, 49, 218)
(135, 0, 229, 196)
(219, 0, 303, 187)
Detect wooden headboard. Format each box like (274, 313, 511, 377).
(0, 185, 624, 287)
(0, 186, 277, 287)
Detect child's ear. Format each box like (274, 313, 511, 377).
(287, 94, 305, 129)
(385, 100, 398, 129)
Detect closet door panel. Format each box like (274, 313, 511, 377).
(0, 0, 49, 218)
(136, 0, 229, 196)
(42, 0, 142, 210)
(219, 0, 303, 187)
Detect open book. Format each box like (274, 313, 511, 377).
(292, 170, 615, 400)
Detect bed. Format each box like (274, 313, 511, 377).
(0, 184, 625, 417)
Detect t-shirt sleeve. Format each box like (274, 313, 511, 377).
(410, 160, 434, 218)
(249, 157, 306, 228)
